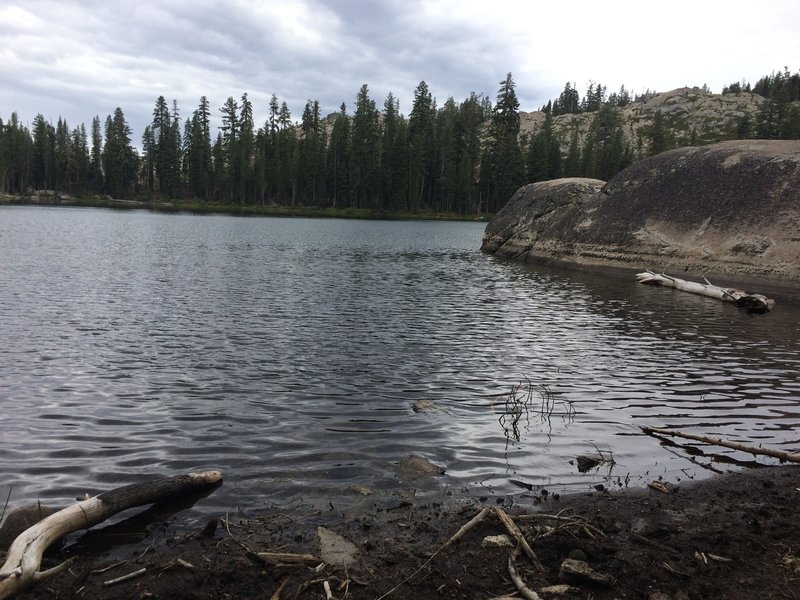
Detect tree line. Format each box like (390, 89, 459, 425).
(723, 67, 800, 139)
(2, 69, 799, 214)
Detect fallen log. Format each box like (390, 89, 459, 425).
(0, 470, 223, 600)
(641, 427, 800, 463)
(635, 271, 774, 313)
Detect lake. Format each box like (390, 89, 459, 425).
(1, 206, 799, 516)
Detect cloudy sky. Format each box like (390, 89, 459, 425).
(1, 0, 798, 140)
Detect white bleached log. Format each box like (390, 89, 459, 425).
(641, 427, 800, 463)
(0, 470, 223, 599)
(635, 271, 774, 312)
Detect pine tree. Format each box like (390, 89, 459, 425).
(88, 116, 103, 194)
(407, 81, 435, 211)
(453, 93, 484, 214)
(646, 110, 671, 155)
(141, 125, 155, 193)
(526, 111, 561, 182)
(351, 84, 380, 209)
(298, 99, 325, 205)
(276, 101, 298, 205)
(53, 117, 74, 193)
(326, 103, 350, 208)
(380, 93, 407, 211)
(487, 73, 525, 211)
(238, 93, 254, 203)
(553, 82, 580, 115)
(102, 108, 137, 197)
(148, 96, 181, 197)
(563, 126, 582, 177)
(210, 133, 226, 201)
(31, 114, 54, 190)
(0, 113, 33, 194)
(218, 96, 240, 202)
(184, 96, 212, 200)
(582, 104, 630, 180)
(71, 123, 90, 195)
(434, 97, 460, 212)
(408, 81, 435, 212)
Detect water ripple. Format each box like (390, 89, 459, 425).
(1, 207, 799, 510)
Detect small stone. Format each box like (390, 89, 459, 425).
(398, 455, 445, 479)
(481, 534, 514, 548)
(559, 558, 615, 587)
(317, 527, 358, 567)
(346, 484, 374, 496)
(576, 454, 603, 472)
(411, 399, 443, 413)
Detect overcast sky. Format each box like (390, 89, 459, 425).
(1, 0, 799, 141)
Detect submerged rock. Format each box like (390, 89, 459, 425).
(411, 399, 444, 414)
(482, 140, 800, 284)
(398, 455, 445, 479)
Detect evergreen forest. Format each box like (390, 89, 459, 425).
(1, 68, 799, 215)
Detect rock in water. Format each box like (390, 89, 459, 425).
(398, 455, 445, 479)
(412, 399, 442, 413)
(482, 140, 800, 284)
(0, 503, 57, 550)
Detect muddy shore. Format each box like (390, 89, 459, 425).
(8, 465, 800, 599)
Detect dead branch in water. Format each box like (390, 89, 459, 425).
(642, 427, 800, 463)
(635, 271, 774, 313)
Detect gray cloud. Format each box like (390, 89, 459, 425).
(1, 0, 798, 144)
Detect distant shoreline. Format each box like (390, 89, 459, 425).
(0, 194, 491, 222)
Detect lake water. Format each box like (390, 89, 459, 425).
(1, 206, 799, 516)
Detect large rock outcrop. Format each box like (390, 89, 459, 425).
(481, 140, 800, 284)
(520, 87, 764, 154)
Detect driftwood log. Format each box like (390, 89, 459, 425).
(635, 271, 774, 313)
(0, 470, 223, 600)
(642, 427, 800, 463)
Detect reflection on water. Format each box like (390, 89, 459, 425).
(1, 206, 799, 514)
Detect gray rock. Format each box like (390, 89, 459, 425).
(559, 558, 616, 587)
(481, 534, 514, 548)
(482, 140, 800, 285)
(0, 503, 57, 550)
(346, 484, 374, 496)
(398, 455, 445, 479)
(317, 526, 358, 567)
(411, 399, 443, 414)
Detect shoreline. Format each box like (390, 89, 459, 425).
(10, 465, 800, 599)
(0, 194, 490, 222)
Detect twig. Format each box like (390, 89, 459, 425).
(0, 487, 11, 527)
(494, 508, 544, 574)
(443, 507, 490, 548)
(269, 577, 289, 600)
(176, 558, 195, 570)
(323, 579, 335, 600)
(103, 567, 147, 587)
(507, 546, 542, 600)
(256, 551, 323, 565)
(91, 561, 129, 575)
(514, 512, 604, 539)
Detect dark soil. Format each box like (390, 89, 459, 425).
(9, 467, 800, 600)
